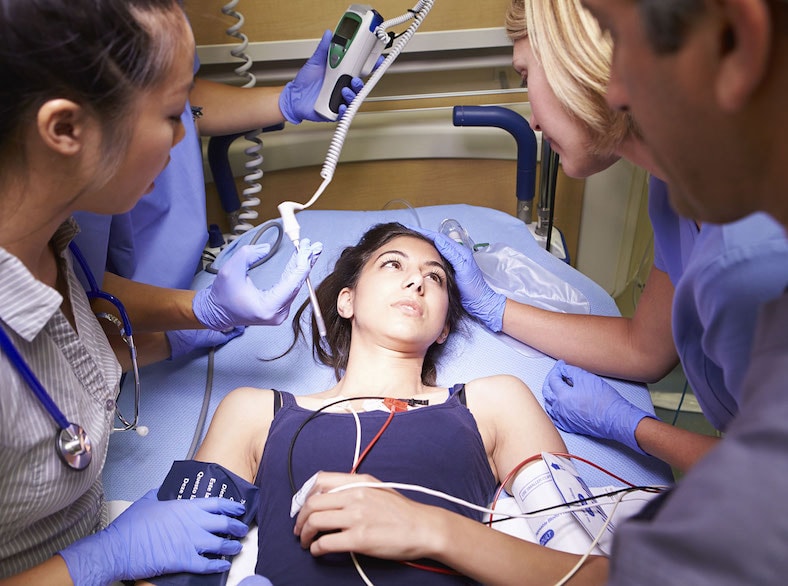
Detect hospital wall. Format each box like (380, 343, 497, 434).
(188, 0, 653, 300)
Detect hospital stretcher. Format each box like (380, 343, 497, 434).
(104, 203, 673, 504)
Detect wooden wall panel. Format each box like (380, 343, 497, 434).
(186, 0, 511, 46)
(204, 158, 585, 265)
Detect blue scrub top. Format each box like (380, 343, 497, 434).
(72, 56, 207, 290)
(649, 176, 788, 430)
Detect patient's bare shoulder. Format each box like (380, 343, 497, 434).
(195, 387, 277, 483)
(464, 374, 534, 404)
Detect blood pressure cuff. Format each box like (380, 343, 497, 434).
(148, 460, 260, 586)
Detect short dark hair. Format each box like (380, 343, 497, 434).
(289, 222, 465, 386)
(635, 0, 706, 53)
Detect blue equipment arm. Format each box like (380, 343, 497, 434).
(452, 105, 537, 222)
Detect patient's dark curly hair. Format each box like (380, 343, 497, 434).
(288, 222, 465, 385)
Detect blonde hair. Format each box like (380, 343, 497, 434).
(506, 0, 634, 154)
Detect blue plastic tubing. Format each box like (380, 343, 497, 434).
(452, 105, 537, 204)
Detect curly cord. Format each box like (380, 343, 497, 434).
(222, 0, 263, 239)
(278, 0, 436, 244)
(221, 0, 254, 86)
(232, 134, 263, 238)
(320, 0, 435, 185)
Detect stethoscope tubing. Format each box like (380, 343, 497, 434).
(0, 326, 71, 431)
(68, 242, 133, 335)
(0, 240, 139, 471)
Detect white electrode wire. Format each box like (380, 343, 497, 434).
(327, 481, 655, 521)
(348, 405, 374, 586)
(553, 492, 625, 586)
(329, 480, 637, 585)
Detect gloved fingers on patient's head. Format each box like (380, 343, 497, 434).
(409, 226, 461, 256)
(434, 233, 475, 267)
(407, 224, 439, 241)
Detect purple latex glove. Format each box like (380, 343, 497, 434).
(542, 360, 653, 455)
(59, 489, 248, 585)
(193, 240, 322, 331)
(238, 576, 274, 586)
(412, 226, 507, 332)
(279, 30, 365, 124)
(166, 326, 244, 360)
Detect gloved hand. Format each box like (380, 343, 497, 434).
(542, 360, 653, 455)
(59, 489, 249, 585)
(412, 226, 507, 332)
(279, 29, 365, 124)
(238, 576, 274, 586)
(193, 240, 322, 331)
(166, 326, 244, 360)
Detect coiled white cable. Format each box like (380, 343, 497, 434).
(278, 0, 436, 245)
(233, 137, 263, 237)
(222, 0, 263, 239)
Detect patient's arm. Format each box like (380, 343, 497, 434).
(196, 386, 276, 482)
(134, 388, 274, 586)
(294, 471, 609, 586)
(502, 266, 678, 383)
(463, 374, 566, 486)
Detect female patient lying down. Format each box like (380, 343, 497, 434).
(166, 223, 569, 585)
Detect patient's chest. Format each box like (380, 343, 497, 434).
(252, 392, 493, 585)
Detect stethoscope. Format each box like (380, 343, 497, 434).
(0, 242, 143, 471)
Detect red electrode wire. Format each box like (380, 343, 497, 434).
(487, 452, 640, 527)
(348, 399, 464, 577)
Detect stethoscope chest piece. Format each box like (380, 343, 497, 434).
(56, 423, 92, 471)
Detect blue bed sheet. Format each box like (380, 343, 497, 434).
(104, 204, 672, 502)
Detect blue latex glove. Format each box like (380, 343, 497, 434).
(193, 240, 322, 331)
(166, 326, 244, 360)
(412, 226, 507, 332)
(542, 360, 653, 455)
(279, 30, 365, 124)
(59, 489, 248, 585)
(238, 576, 274, 586)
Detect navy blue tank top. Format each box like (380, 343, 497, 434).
(253, 385, 495, 585)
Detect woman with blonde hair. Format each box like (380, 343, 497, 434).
(420, 0, 788, 475)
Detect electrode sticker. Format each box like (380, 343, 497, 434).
(541, 452, 614, 554)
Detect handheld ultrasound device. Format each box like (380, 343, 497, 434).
(314, 4, 386, 120)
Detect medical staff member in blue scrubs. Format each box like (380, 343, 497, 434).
(421, 0, 788, 474)
(72, 28, 359, 363)
(0, 1, 280, 582)
(292, 0, 788, 583)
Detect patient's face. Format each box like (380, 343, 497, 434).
(341, 236, 450, 351)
